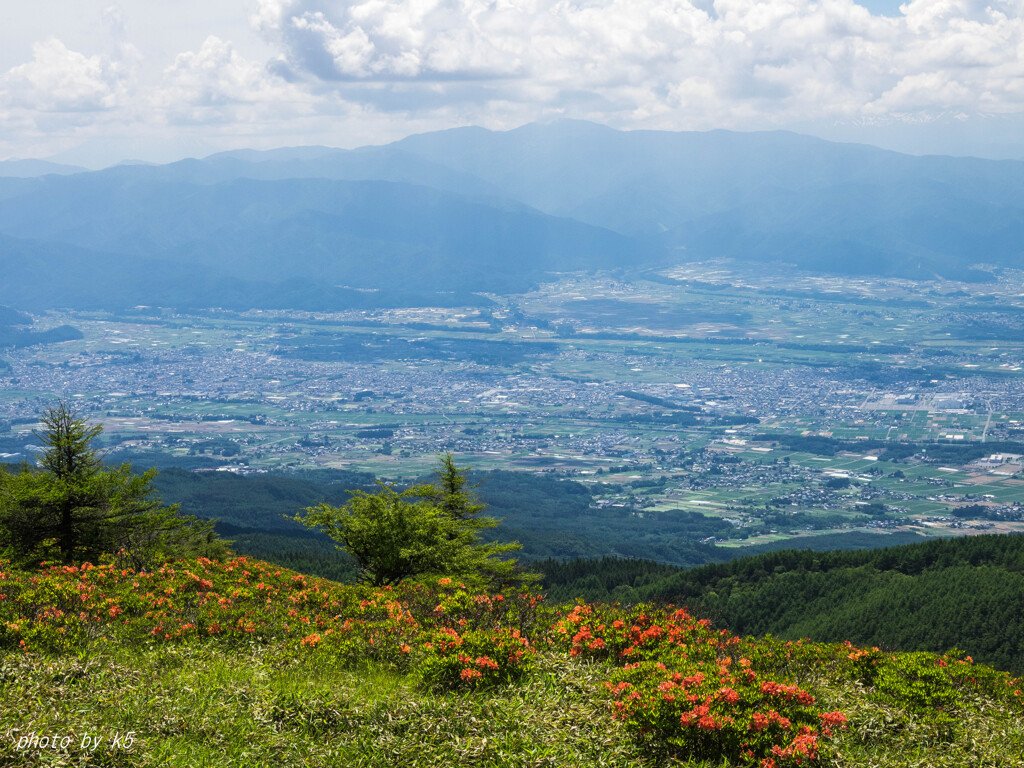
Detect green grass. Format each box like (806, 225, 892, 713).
(8, 643, 1024, 768)
(2, 557, 1023, 767)
(1, 649, 647, 767)
(4, 640, 1022, 767)
(824, 672, 1024, 768)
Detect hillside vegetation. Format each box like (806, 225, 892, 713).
(145, 466, 724, 576)
(3, 417, 1023, 765)
(1, 556, 1022, 767)
(0, 305, 81, 350)
(541, 534, 1024, 675)
(146, 464, 1024, 675)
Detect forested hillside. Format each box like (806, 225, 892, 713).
(18, 446, 1020, 675)
(0, 304, 81, 348)
(541, 534, 1024, 674)
(146, 463, 1024, 674)
(146, 462, 979, 587)
(144, 466, 725, 574)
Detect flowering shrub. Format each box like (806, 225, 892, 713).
(0, 560, 542, 691)
(548, 603, 839, 766)
(417, 626, 535, 689)
(295, 591, 422, 669)
(605, 659, 836, 766)
(544, 600, 1024, 766)
(2, 557, 1022, 765)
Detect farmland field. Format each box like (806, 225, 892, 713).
(3, 262, 1024, 555)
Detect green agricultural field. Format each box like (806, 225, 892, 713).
(3, 268, 1024, 556)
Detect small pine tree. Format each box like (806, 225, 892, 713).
(412, 452, 486, 522)
(418, 453, 527, 585)
(0, 401, 226, 567)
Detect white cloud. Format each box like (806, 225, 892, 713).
(0, 37, 136, 112)
(103, 4, 129, 41)
(1, 0, 1022, 162)
(155, 36, 314, 124)
(251, 0, 1024, 127)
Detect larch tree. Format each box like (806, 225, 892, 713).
(0, 401, 225, 567)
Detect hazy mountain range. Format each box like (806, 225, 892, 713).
(1, 120, 1021, 311)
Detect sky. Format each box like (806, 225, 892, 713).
(1, 0, 1022, 166)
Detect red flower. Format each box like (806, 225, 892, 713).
(818, 711, 848, 728)
(717, 686, 740, 705)
(697, 714, 721, 731)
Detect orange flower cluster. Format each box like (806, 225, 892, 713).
(555, 603, 841, 767)
(0, 559, 541, 687)
(3, 556, 1024, 764)
(760, 681, 816, 706)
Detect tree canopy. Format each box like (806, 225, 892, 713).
(293, 453, 528, 587)
(0, 401, 226, 568)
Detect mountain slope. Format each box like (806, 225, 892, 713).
(198, 121, 1024, 279)
(0, 175, 640, 307)
(385, 121, 1024, 278)
(3, 555, 1022, 767)
(541, 533, 1024, 674)
(2, 120, 1022, 309)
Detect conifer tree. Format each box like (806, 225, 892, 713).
(294, 453, 532, 587)
(0, 401, 225, 567)
(410, 453, 526, 584)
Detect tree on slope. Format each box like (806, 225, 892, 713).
(0, 401, 225, 567)
(296, 482, 467, 587)
(417, 452, 486, 521)
(294, 453, 529, 587)
(410, 452, 526, 585)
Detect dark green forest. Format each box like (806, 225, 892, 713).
(150, 467, 377, 582)
(143, 462, 940, 579)
(4, 457, 798, 576)
(540, 534, 1024, 674)
(143, 465, 730, 573)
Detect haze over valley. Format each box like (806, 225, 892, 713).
(2, 123, 1023, 566)
(1, 121, 1023, 313)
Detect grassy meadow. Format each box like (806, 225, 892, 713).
(2, 556, 1023, 767)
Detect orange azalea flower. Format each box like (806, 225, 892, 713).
(717, 686, 740, 705)
(818, 711, 848, 728)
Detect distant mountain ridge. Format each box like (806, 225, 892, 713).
(1, 121, 1021, 310)
(0, 158, 88, 178)
(0, 174, 639, 309)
